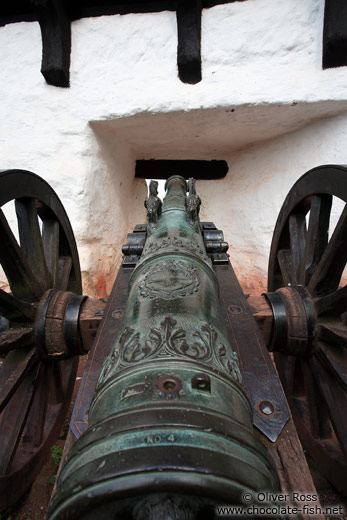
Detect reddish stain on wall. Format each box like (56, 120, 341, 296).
(235, 271, 267, 297)
(94, 273, 108, 298)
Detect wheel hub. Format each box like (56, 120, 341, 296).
(35, 289, 87, 360)
(265, 286, 316, 357)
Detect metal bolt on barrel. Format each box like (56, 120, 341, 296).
(48, 176, 280, 519)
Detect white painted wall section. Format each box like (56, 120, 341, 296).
(0, 0, 347, 295)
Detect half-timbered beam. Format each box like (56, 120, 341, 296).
(36, 0, 71, 87)
(323, 0, 347, 69)
(176, 0, 202, 84)
(135, 159, 228, 180)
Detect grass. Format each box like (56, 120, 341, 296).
(50, 445, 63, 469)
(49, 444, 63, 486)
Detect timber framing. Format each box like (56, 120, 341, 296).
(176, 0, 202, 84)
(135, 160, 229, 180)
(36, 0, 71, 88)
(323, 0, 347, 68)
(1, 1, 345, 86)
(0, 0, 244, 87)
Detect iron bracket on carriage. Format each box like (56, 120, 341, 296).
(0, 166, 346, 518)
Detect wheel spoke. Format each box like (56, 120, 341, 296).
(42, 220, 60, 288)
(316, 285, 347, 316)
(0, 289, 35, 322)
(316, 341, 347, 389)
(270, 166, 347, 494)
(300, 195, 332, 285)
(22, 362, 49, 448)
(15, 198, 49, 292)
(0, 362, 40, 474)
(274, 352, 296, 393)
(57, 256, 72, 291)
(308, 203, 347, 296)
(0, 209, 42, 301)
(291, 358, 306, 398)
(310, 356, 347, 459)
(289, 214, 306, 284)
(318, 322, 347, 348)
(0, 327, 34, 354)
(277, 249, 296, 286)
(0, 347, 37, 412)
(301, 359, 331, 439)
(49, 362, 65, 404)
(0, 170, 82, 510)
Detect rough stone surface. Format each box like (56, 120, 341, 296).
(0, 0, 347, 296)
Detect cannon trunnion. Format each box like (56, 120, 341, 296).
(0, 166, 346, 516)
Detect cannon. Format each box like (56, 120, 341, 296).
(0, 166, 346, 517)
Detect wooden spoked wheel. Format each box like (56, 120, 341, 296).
(0, 170, 82, 511)
(268, 165, 347, 496)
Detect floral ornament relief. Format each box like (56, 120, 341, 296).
(97, 317, 243, 387)
(140, 235, 210, 264)
(139, 259, 200, 300)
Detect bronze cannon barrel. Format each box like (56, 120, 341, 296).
(48, 176, 280, 519)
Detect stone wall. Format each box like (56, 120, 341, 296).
(1, 0, 347, 296)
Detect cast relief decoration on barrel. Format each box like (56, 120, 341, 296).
(139, 259, 200, 300)
(140, 235, 210, 264)
(97, 317, 243, 387)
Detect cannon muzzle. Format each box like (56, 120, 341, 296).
(48, 176, 280, 519)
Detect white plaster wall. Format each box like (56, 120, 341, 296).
(0, 0, 347, 296)
(198, 112, 347, 293)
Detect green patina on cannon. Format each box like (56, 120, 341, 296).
(1, 166, 347, 517)
(47, 176, 279, 519)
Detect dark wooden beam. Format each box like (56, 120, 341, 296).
(0, 0, 248, 87)
(135, 159, 228, 180)
(176, 0, 202, 84)
(323, 0, 347, 69)
(36, 0, 71, 87)
(1, 1, 245, 26)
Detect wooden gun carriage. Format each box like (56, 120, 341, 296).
(0, 166, 346, 518)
